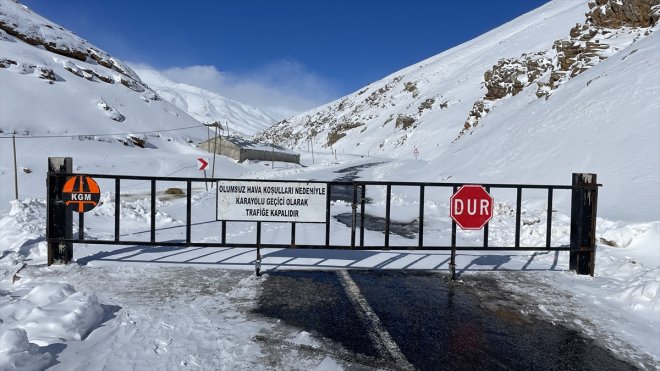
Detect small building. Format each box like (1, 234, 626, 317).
(199, 136, 300, 164)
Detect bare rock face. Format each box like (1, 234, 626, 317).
(395, 115, 416, 130)
(547, 32, 610, 93)
(128, 135, 146, 148)
(0, 20, 87, 60)
(458, 53, 552, 138)
(0, 58, 17, 68)
(418, 98, 435, 113)
(327, 121, 363, 147)
(38, 67, 57, 82)
(97, 101, 126, 122)
(587, 0, 659, 28)
(483, 54, 552, 100)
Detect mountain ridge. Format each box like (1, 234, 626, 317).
(132, 67, 275, 137)
(252, 0, 660, 221)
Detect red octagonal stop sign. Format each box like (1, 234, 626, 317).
(450, 185, 493, 230)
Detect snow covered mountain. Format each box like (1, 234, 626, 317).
(132, 67, 276, 137)
(0, 0, 227, 205)
(255, 0, 660, 221)
(0, 0, 206, 139)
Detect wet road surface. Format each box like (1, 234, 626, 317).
(334, 212, 419, 239)
(255, 270, 638, 370)
(329, 162, 382, 204)
(330, 162, 420, 239)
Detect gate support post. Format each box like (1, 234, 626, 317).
(47, 157, 73, 265)
(450, 185, 458, 280)
(570, 173, 598, 276)
(350, 182, 357, 249)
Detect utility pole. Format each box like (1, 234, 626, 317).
(271, 132, 275, 168)
(219, 123, 223, 167)
(211, 123, 218, 185)
(12, 135, 18, 200)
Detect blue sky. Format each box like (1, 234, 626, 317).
(22, 0, 550, 117)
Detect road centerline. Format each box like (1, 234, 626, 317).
(337, 269, 414, 370)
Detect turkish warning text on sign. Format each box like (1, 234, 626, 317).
(216, 181, 328, 222)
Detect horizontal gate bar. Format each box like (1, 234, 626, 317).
(51, 172, 600, 190)
(48, 238, 581, 251)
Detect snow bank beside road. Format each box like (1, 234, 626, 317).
(1, 283, 104, 346)
(0, 328, 50, 371)
(0, 199, 47, 262)
(533, 221, 660, 367)
(0, 282, 104, 370)
(598, 222, 660, 315)
(0, 199, 104, 370)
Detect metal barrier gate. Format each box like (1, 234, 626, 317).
(46, 157, 600, 278)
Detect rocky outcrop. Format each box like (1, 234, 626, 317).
(97, 101, 125, 122)
(483, 54, 552, 100)
(404, 81, 419, 98)
(418, 98, 435, 113)
(327, 121, 363, 147)
(459, 54, 552, 137)
(586, 0, 660, 28)
(544, 30, 610, 93)
(365, 76, 402, 106)
(1, 58, 60, 83)
(549, 0, 659, 92)
(0, 20, 87, 60)
(0, 58, 17, 68)
(0, 19, 135, 79)
(0, 2, 148, 93)
(38, 67, 57, 82)
(127, 135, 146, 148)
(395, 115, 416, 130)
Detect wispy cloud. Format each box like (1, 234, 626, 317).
(141, 60, 340, 120)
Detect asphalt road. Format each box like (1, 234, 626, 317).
(255, 270, 638, 371)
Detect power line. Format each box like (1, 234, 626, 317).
(0, 124, 205, 139)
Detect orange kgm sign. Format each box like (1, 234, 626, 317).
(62, 175, 101, 213)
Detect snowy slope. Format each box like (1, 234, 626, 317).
(373, 29, 660, 222)
(132, 67, 276, 137)
(0, 0, 236, 206)
(256, 0, 660, 221)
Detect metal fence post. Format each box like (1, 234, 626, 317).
(351, 182, 357, 249)
(255, 221, 262, 276)
(47, 157, 72, 265)
(450, 185, 458, 280)
(570, 173, 598, 276)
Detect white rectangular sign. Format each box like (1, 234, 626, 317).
(217, 181, 328, 223)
